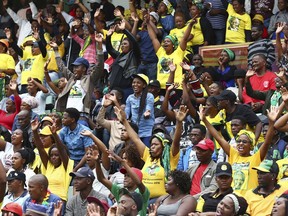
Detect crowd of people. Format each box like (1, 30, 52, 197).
(1, 0, 288, 215)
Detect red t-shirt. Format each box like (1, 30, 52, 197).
(190, 163, 208, 195)
(242, 71, 277, 104)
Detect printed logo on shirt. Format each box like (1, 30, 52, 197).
(23, 58, 35, 71)
(145, 164, 160, 176)
(231, 162, 250, 190)
(69, 86, 82, 97)
(228, 16, 240, 31)
(263, 81, 269, 88)
(159, 57, 173, 74)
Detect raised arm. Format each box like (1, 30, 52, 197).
(146, 14, 161, 52)
(28, 77, 49, 94)
(180, 18, 196, 51)
(199, 105, 231, 156)
(80, 130, 110, 171)
(5, 28, 23, 57)
(74, 0, 89, 14)
(31, 119, 49, 169)
(95, 156, 112, 190)
(106, 26, 120, 59)
(50, 124, 69, 170)
(276, 22, 285, 61)
(172, 105, 189, 156)
(114, 106, 146, 157)
(259, 106, 277, 160)
(44, 58, 61, 95)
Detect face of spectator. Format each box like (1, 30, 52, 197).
(31, 20, 39, 32)
(75, 7, 84, 18)
(231, 119, 245, 137)
(158, 2, 167, 15)
(257, 171, 274, 187)
(12, 152, 25, 171)
(189, 5, 199, 18)
(162, 38, 174, 53)
(275, 77, 284, 89)
(74, 177, 90, 191)
(31, 45, 41, 56)
(209, 83, 222, 96)
(232, 0, 244, 14)
(0, 43, 7, 53)
(216, 175, 233, 191)
(8, 178, 23, 194)
(192, 55, 203, 67)
(49, 147, 61, 167)
(28, 178, 43, 200)
(48, 113, 62, 126)
(271, 197, 287, 216)
(17, 112, 31, 128)
(148, 86, 160, 97)
(132, 77, 146, 95)
(121, 39, 131, 54)
(11, 129, 23, 145)
(118, 195, 137, 215)
(216, 196, 236, 216)
(219, 51, 230, 65)
(251, 26, 262, 41)
(278, 0, 287, 11)
(203, 100, 217, 115)
(58, 77, 67, 89)
(195, 147, 212, 164)
(175, 15, 185, 29)
(122, 153, 133, 167)
(252, 55, 266, 72)
(6, 99, 15, 113)
(85, 148, 99, 168)
(73, 65, 86, 80)
(164, 176, 178, 194)
(123, 173, 135, 188)
(121, 127, 129, 141)
(217, 99, 228, 110)
(40, 135, 53, 149)
(189, 128, 204, 144)
(150, 137, 163, 159)
(236, 134, 252, 156)
(27, 82, 38, 95)
(62, 112, 74, 126)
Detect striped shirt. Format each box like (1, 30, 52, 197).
(204, 0, 227, 30)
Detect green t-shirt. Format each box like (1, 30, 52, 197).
(111, 184, 150, 216)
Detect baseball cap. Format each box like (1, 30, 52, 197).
(41, 116, 54, 124)
(148, 79, 161, 88)
(152, 124, 168, 135)
(214, 90, 237, 102)
(252, 159, 279, 175)
(195, 139, 215, 151)
(120, 167, 143, 181)
(1, 203, 23, 216)
(0, 39, 9, 49)
(119, 188, 143, 211)
(132, 74, 149, 86)
(72, 57, 90, 69)
(252, 14, 264, 23)
(216, 162, 232, 177)
(7, 171, 26, 186)
(39, 126, 52, 136)
(149, 12, 159, 23)
(70, 167, 95, 180)
(87, 197, 109, 214)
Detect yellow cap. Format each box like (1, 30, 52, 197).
(252, 14, 264, 23)
(39, 126, 52, 136)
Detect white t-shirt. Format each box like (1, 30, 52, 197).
(0, 142, 14, 171)
(66, 80, 85, 112)
(92, 164, 110, 197)
(20, 91, 49, 115)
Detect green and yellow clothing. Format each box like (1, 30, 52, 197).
(191, 17, 204, 46)
(156, 46, 185, 89)
(47, 43, 65, 72)
(141, 147, 179, 198)
(225, 4, 251, 43)
(229, 148, 261, 196)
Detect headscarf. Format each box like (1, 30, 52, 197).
(165, 35, 179, 50)
(225, 194, 240, 215)
(22, 96, 39, 109)
(223, 48, 236, 61)
(162, 0, 174, 15)
(152, 132, 171, 179)
(236, 129, 256, 147)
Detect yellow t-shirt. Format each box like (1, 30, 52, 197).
(47, 43, 65, 72)
(229, 147, 261, 196)
(141, 147, 179, 198)
(41, 159, 74, 201)
(0, 53, 15, 78)
(156, 46, 185, 89)
(191, 17, 204, 46)
(277, 158, 288, 180)
(31, 148, 49, 172)
(225, 4, 251, 43)
(21, 50, 48, 85)
(111, 32, 125, 51)
(245, 185, 287, 216)
(170, 25, 193, 55)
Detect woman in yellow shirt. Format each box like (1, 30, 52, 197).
(31, 119, 73, 202)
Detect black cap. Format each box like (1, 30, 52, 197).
(119, 188, 143, 211)
(214, 90, 236, 102)
(7, 171, 26, 186)
(69, 167, 95, 180)
(216, 162, 232, 177)
(148, 80, 161, 88)
(152, 124, 168, 135)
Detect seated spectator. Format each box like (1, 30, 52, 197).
(31, 119, 74, 202)
(251, 1, 274, 30)
(208, 48, 237, 88)
(114, 105, 186, 202)
(268, 0, 288, 38)
(271, 190, 288, 215)
(196, 162, 233, 213)
(66, 167, 106, 215)
(58, 108, 93, 169)
(86, 196, 109, 216)
(2, 171, 29, 207)
(23, 174, 61, 215)
(177, 124, 206, 171)
(215, 193, 248, 216)
(187, 139, 218, 200)
(223, 0, 251, 43)
(200, 105, 276, 196)
(155, 170, 196, 215)
(1, 202, 22, 216)
(8, 148, 35, 186)
(245, 160, 288, 215)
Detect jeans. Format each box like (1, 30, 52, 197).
(213, 28, 226, 45)
(137, 62, 157, 80)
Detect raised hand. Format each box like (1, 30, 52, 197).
(144, 110, 151, 119)
(198, 104, 206, 121)
(131, 12, 139, 22)
(32, 28, 40, 41)
(282, 89, 288, 102)
(114, 8, 122, 18)
(53, 200, 63, 216)
(114, 106, 126, 122)
(143, 14, 150, 24)
(107, 150, 124, 163)
(49, 124, 57, 134)
(246, 69, 255, 77)
(267, 106, 280, 122)
(167, 83, 180, 91)
(94, 8, 100, 18)
(31, 118, 40, 132)
(4, 28, 11, 40)
(175, 105, 189, 122)
(180, 62, 191, 71)
(44, 58, 51, 72)
(95, 33, 103, 43)
(148, 204, 158, 216)
(107, 25, 116, 36)
(86, 203, 101, 216)
(117, 20, 126, 30)
(9, 80, 17, 91)
(276, 22, 286, 34)
(80, 129, 93, 137)
(168, 61, 176, 73)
